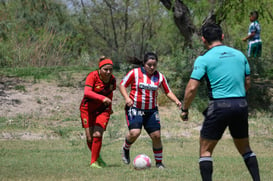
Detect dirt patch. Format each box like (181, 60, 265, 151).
(1, 75, 272, 140)
(0, 76, 83, 117)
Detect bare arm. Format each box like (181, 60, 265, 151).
(181, 79, 200, 121)
(166, 91, 182, 108)
(119, 84, 133, 107)
(245, 75, 251, 91)
(242, 32, 255, 41)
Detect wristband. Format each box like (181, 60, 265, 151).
(181, 108, 188, 113)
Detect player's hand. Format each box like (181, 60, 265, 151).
(176, 100, 182, 108)
(103, 97, 112, 106)
(125, 98, 133, 107)
(180, 111, 189, 121)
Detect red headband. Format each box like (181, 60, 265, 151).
(99, 59, 113, 68)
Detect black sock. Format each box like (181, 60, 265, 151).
(199, 157, 213, 181)
(243, 151, 260, 181)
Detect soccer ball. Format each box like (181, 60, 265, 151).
(133, 154, 151, 170)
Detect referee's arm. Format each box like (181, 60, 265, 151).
(181, 79, 200, 121)
(245, 75, 251, 91)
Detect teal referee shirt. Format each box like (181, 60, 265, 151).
(191, 45, 250, 99)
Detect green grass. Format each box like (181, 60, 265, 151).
(0, 66, 92, 84)
(0, 136, 272, 181)
(0, 106, 272, 181)
(0, 67, 272, 180)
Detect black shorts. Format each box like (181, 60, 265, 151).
(201, 98, 249, 140)
(125, 106, 160, 134)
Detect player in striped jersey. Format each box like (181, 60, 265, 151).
(120, 52, 181, 169)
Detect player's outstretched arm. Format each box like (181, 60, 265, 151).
(166, 91, 182, 108)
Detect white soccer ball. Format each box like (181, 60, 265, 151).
(133, 154, 151, 170)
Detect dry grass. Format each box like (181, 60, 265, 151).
(0, 72, 272, 180)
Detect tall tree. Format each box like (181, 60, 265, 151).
(159, 0, 272, 49)
(160, 0, 195, 49)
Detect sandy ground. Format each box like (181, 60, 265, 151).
(1, 75, 272, 140)
(0, 76, 83, 118)
(0, 75, 194, 140)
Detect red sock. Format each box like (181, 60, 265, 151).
(87, 140, 92, 151)
(123, 138, 132, 150)
(90, 137, 102, 164)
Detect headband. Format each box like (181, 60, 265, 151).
(99, 59, 113, 68)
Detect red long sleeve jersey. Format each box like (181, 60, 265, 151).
(80, 70, 116, 112)
(120, 67, 171, 110)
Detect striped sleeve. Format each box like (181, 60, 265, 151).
(120, 69, 135, 87)
(160, 73, 171, 94)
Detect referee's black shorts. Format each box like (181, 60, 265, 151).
(201, 98, 249, 140)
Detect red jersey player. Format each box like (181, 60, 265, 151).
(119, 52, 181, 169)
(80, 56, 116, 168)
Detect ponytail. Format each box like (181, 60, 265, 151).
(126, 52, 158, 66)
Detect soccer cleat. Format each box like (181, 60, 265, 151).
(97, 155, 107, 167)
(121, 147, 130, 164)
(156, 162, 165, 169)
(90, 161, 102, 168)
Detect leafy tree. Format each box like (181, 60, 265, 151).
(0, 0, 87, 67)
(73, 0, 183, 64)
(159, 0, 273, 49)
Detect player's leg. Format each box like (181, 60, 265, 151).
(80, 108, 93, 151)
(90, 126, 104, 167)
(90, 112, 110, 168)
(85, 127, 93, 151)
(148, 130, 164, 168)
(254, 42, 263, 74)
(247, 42, 252, 57)
(145, 108, 164, 168)
(122, 128, 141, 164)
(122, 106, 143, 164)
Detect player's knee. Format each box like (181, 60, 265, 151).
(129, 129, 141, 138)
(149, 131, 161, 141)
(92, 131, 103, 137)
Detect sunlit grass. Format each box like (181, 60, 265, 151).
(1, 136, 272, 181)
(0, 67, 272, 180)
(1, 105, 272, 181)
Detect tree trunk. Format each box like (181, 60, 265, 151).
(160, 0, 195, 49)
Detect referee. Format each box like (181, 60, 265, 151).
(180, 23, 260, 181)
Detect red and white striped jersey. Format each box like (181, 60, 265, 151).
(120, 67, 171, 110)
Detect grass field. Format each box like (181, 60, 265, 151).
(1, 136, 273, 180)
(0, 70, 272, 181)
(1, 105, 272, 181)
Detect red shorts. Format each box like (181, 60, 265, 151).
(80, 105, 111, 130)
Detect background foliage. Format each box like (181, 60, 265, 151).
(0, 0, 272, 110)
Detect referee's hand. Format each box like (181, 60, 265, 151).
(180, 111, 188, 121)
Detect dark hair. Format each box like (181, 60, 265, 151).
(143, 52, 158, 64)
(127, 52, 158, 66)
(250, 11, 259, 19)
(201, 23, 222, 44)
